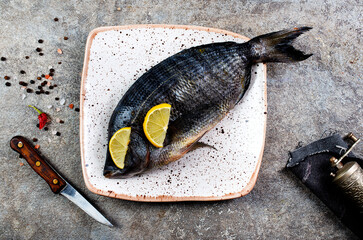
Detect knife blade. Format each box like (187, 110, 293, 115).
(10, 136, 113, 227)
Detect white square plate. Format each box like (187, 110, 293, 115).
(80, 25, 266, 202)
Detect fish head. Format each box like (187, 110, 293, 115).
(104, 129, 150, 179)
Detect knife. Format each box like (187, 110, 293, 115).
(10, 136, 113, 227)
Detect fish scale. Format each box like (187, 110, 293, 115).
(104, 27, 312, 178)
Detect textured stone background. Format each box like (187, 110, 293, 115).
(0, 0, 362, 239)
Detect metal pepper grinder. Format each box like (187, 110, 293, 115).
(330, 133, 363, 211)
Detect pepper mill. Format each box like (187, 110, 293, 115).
(330, 133, 363, 211)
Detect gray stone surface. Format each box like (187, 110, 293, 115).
(0, 0, 362, 239)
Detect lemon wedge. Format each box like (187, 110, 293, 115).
(143, 103, 171, 148)
(109, 127, 131, 169)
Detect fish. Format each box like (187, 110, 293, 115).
(103, 27, 312, 178)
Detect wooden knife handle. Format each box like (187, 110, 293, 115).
(10, 136, 67, 194)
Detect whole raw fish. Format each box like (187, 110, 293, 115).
(104, 27, 312, 178)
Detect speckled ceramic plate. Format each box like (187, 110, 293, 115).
(80, 25, 267, 202)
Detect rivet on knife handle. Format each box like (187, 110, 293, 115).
(10, 136, 67, 194)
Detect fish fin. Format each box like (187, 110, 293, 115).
(249, 27, 313, 63)
(188, 141, 218, 153)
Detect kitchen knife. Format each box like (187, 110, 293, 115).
(10, 136, 113, 227)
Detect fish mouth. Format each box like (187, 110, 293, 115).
(104, 151, 150, 179)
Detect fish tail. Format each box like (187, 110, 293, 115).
(249, 27, 313, 63)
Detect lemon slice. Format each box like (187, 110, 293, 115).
(143, 103, 171, 148)
(109, 127, 131, 169)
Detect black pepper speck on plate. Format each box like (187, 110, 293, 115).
(1, 57, 6, 61)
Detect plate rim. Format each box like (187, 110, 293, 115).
(80, 24, 267, 202)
